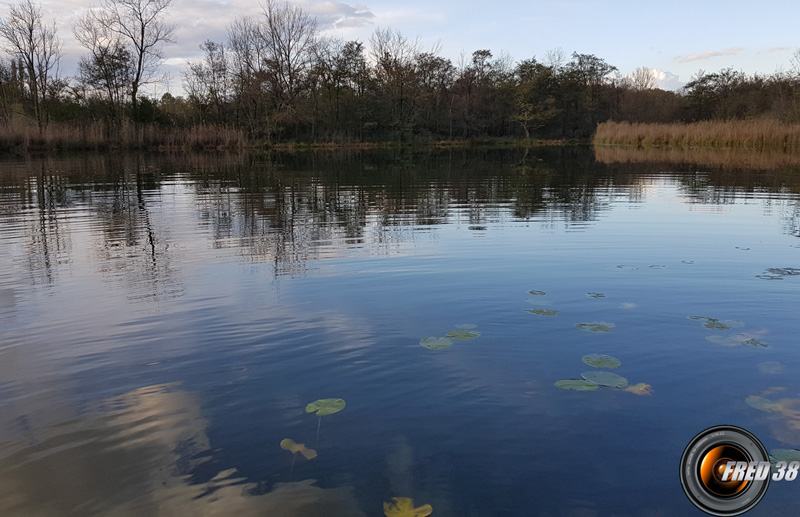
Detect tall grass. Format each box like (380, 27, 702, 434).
(594, 120, 800, 150)
(0, 119, 248, 152)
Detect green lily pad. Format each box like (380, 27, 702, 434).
(581, 371, 628, 388)
(455, 323, 478, 330)
(420, 337, 453, 349)
(575, 322, 615, 333)
(554, 379, 600, 391)
(587, 292, 606, 299)
(688, 316, 743, 330)
(305, 398, 346, 416)
(745, 395, 782, 413)
(526, 308, 558, 316)
(446, 330, 481, 340)
(528, 290, 546, 296)
(770, 449, 800, 466)
(582, 354, 621, 369)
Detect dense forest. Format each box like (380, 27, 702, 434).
(2, 0, 800, 149)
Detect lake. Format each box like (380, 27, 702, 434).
(1, 147, 799, 516)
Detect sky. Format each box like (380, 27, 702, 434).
(5, 0, 800, 94)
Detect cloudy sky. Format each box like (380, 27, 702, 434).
(8, 0, 800, 93)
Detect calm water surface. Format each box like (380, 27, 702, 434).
(1, 148, 799, 516)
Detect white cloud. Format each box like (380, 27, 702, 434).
(651, 69, 684, 91)
(676, 47, 743, 63)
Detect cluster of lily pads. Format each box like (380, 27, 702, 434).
(284, 399, 433, 516)
(554, 354, 651, 395)
(756, 267, 800, 280)
(524, 288, 618, 332)
(419, 323, 481, 350)
(688, 315, 768, 347)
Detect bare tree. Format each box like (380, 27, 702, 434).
(74, 11, 133, 124)
(259, 0, 318, 111)
(184, 40, 230, 123)
(0, 0, 61, 133)
(631, 66, 656, 90)
(89, 0, 175, 116)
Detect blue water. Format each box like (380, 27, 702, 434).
(0, 150, 799, 515)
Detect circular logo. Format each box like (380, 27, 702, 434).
(680, 425, 770, 516)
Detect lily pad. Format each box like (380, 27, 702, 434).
(745, 338, 768, 347)
(554, 379, 600, 391)
(419, 337, 453, 349)
(446, 330, 481, 340)
(769, 449, 800, 466)
(455, 323, 478, 330)
(575, 322, 615, 333)
(688, 316, 743, 330)
(757, 267, 800, 280)
(616, 265, 638, 270)
(280, 438, 317, 460)
(582, 354, 621, 369)
(745, 395, 783, 413)
(581, 371, 628, 388)
(587, 292, 606, 299)
(305, 398, 346, 416)
(624, 383, 653, 395)
(649, 265, 667, 269)
(528, 290, 546, 296)
(526, 308, 558, 316)
(383, 497, 433, 517)
(681, 260, 695, 264)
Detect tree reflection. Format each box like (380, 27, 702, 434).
(2, 148, 799, 286)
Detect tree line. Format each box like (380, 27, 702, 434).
(2, 0, 800, 147)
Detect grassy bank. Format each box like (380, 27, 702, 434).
(0, 120, 248, 153)
(594, 120, 800, 150)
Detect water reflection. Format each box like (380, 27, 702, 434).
(3, 149, 798, 288)
(0, 383, 365, 516)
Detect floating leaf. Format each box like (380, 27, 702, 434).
(554, 379, 600, 391)
(383, 497, 433, 517)
(616, 265, 638, 270)
(649, 265, 667, 269)
(681, 260, 695, 264)
(587, 292, 606, 299)
(306, 398, 346, 416)
(582, 354, 621, 369)
(528, 290, 546, 296)
(745, 395, 783, 413)
(688, 316, 743, 330)
(280, 438, 317, 460)
(446, 330, 481, 340)
(745, 338, 768, 347)
(526, 308, 558, 316)
(581, 371, 628, 388)
(769, 449, 800, 467)
(575, 322, 615, 333)
(624, 383, 653, 395)
(419, 337, 453, 349)
(455, 323, 477, 330)
(757, 267, 800, 280)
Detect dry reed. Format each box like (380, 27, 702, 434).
(594, 120, 800, 150)
(0, 119, 248, 152)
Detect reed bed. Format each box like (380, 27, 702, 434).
(594, 120, 800, 150)
(0, 120, 248, 152)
